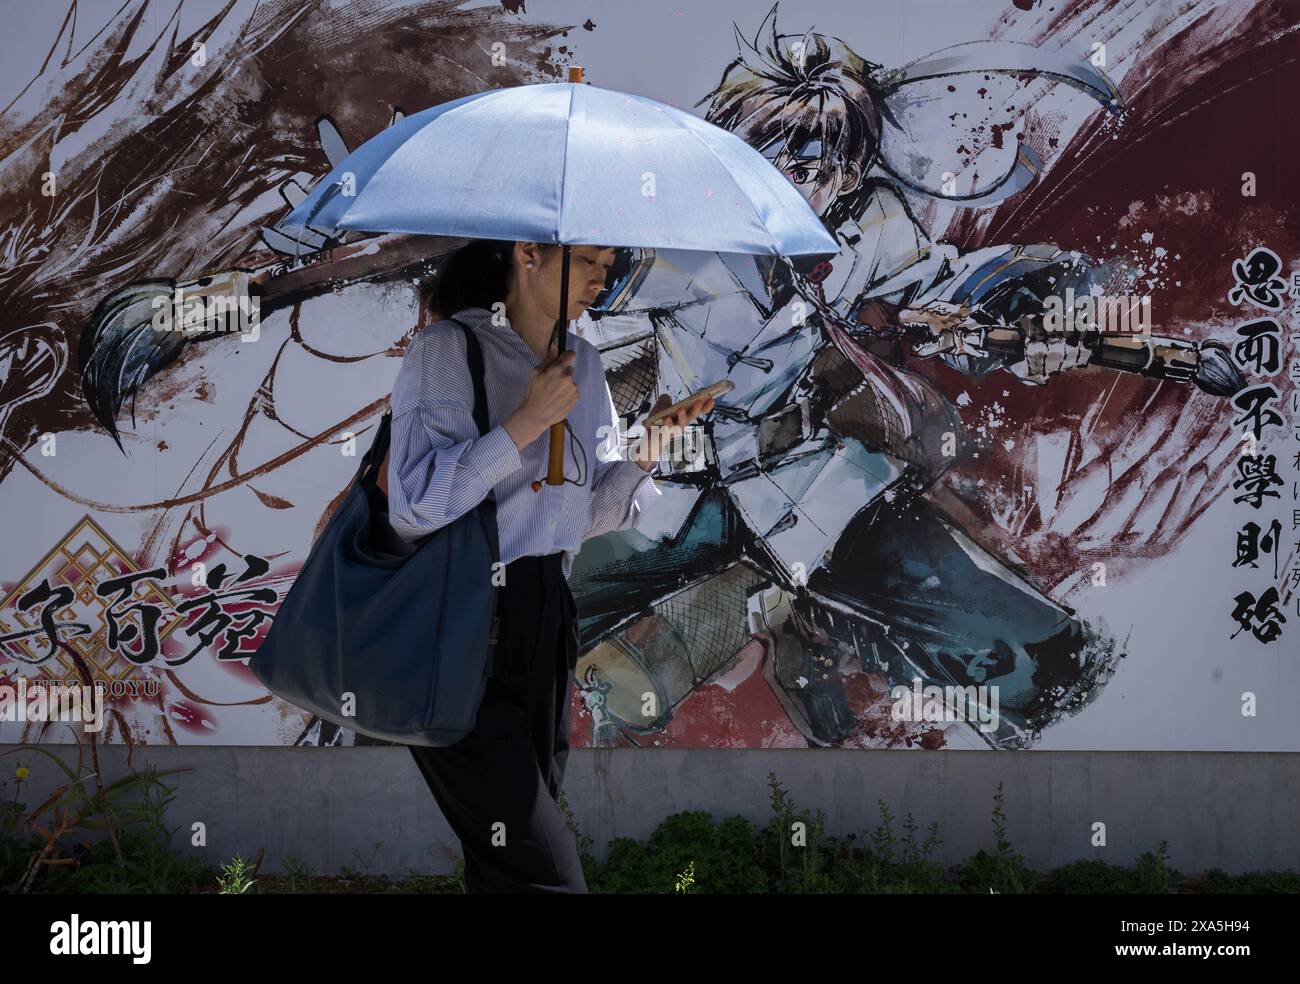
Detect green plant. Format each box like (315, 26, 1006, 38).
(586, 810, 766, 894)
(870, 799, 896, 863)
(674, 859, 696, 894)
(3, 643, 197, 893)
(1040, 843, 1185, 894)
(953, 783, 1039, 894)
(758, 772, 833, 892)
(47, 768, 213, 893)
(1133, 840, 1183, 894)
(849, 800, 950, 893)
(896, 813, 946, 889)
(1194, 868, 1300, 894)
(557, 790, 594, 859)
(280, 854, 318, 893)
(855, 799, 893, 892)
(3, 743, 193, 893)
(1, 764, 36, 893)
(1042, 858, 1135, 893)
(340, 841, 384, 880)
(217, 853, 261, 894)
(558, 790, 607, 892)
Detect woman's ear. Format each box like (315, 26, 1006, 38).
(515, 241, 539, 270)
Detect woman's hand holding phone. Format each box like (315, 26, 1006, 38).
(631, 391, 717, 472)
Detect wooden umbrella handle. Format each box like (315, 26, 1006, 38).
(546, 421, 566, 484)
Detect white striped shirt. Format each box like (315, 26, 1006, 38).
(386, 305, 662, 579)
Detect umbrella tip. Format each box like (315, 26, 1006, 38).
(568, 65, 583, 83)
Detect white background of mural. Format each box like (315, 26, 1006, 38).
(1, 0, 1294, 750)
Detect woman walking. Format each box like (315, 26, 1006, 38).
(384, 239, 714, 893)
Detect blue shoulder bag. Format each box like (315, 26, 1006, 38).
(249, 315, 501, 746)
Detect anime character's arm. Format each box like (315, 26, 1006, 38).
(846, 248, 1242, 395)
(895, 299, 1242, 395)
(900, 301, 1089, 383)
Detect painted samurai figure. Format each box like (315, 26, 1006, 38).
(566, 5, 1244, 750)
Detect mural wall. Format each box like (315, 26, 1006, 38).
(0, 0, 1295, 750)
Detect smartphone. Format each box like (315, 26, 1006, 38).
(642, 379, 735, 427)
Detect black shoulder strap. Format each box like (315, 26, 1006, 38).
(445, 313, 497, 506)
(366, 312, 492, 481)
(446, 314, 490, 438)
(366, 313, 495, 501)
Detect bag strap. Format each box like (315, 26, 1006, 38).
(372, 313, 492, 499)
(446, 314, 491, 438)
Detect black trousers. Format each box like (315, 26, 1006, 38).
(407, 551, 587, 893)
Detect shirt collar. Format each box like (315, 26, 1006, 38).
(452, 306, 546, 366)
(454, 305, 561, 366)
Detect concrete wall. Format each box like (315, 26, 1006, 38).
(6, 744, 1297, 880)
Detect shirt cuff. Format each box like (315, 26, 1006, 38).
(610, 459, 663, 523)
(631, 467, 663, 512)
(460, 423, 523, 491)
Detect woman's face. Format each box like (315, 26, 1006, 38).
(515, 242, 618, 321)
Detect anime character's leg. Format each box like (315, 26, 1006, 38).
(718, 422, 907, 588)
(567, 481, 742, 640)
(566, 482, 766, 743)
(799, 489, 1122, 748)
(698, 422, 913, 746)
(568, 420, 913, 746)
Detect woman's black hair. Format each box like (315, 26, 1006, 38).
(421, 239, 559, 318)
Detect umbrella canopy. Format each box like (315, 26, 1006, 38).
(281, 79, 838, 256)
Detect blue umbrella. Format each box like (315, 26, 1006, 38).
(282, 66, 837, 483)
